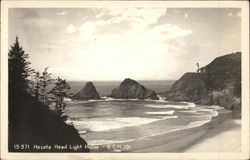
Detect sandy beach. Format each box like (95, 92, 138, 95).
(90, 110, 241, 153)
(134, 111, 241, 153)
(184, 119, 241, 152)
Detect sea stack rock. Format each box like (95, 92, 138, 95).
(111, 78, 159, 100)
(73, 82, 100, 100)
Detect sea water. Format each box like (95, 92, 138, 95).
(65, 98, 223, 146)
(65, 80, 224, 146)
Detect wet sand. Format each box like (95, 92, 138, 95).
(90, 110, 241, 152)
(184, 119, 241, 152)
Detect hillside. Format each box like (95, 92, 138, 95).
(165, 52, 241, 110)
(9, 93, 89, 152)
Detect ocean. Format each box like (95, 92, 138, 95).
(64, 81, 224, 149)
(67, 80, 175, 96)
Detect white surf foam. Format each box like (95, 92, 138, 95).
(144, 96, 167, 103)
(145, 110, 175, 115)
(88, 99, 103, 102)
(79, 130, 87, 134)
(179, 110, 198, 113)
(102, 96, 168, 103)
(145, 104, 186, 109)
(207, 105, 225, 110)
(194, 108, 218, 116)
(144, 102, 196, 110)
(63, 98, 72, 102)
(161, 115, 178, 119)
(182, 102, 196, 107)
(73, 117, 160, 132)
(103, 97, 132, 101)
(66, 98, 107, 104)
(88, 139, 135, 146)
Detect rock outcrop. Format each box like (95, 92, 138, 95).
(73, 82, 100, 100)
(111, 78, 159, 100)
(165, 52, 241, 110)
(165, 72, 208, 102)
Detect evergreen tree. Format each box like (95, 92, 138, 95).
(8, 36, 32, 93)
(39, 67, 53, 105)
(26, 68, 35, 95)
(50, 77, 70, 120)
(34, 71, 41, 100)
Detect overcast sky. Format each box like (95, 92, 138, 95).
(9, 8, 241, 81)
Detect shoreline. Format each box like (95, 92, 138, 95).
(184, 119, 241, 152)
(89, 108, 240, 152)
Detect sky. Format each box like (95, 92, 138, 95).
(9, 8, 241, 81)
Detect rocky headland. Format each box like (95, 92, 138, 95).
(111, 78, 159, 100)
(73, 82, 100, 100)
(165, 52, 241, 110)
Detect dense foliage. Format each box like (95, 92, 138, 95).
(8, 36, 71, 120)
(8, 36, 89, 152)
(8, 37, 31, 93)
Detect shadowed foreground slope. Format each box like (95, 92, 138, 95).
(9, 93, 89, 152)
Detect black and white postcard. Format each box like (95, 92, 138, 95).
(1, 1, 249, 160)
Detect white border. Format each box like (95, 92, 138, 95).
(1, 1, 249, 160)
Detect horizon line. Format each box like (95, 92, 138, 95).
(66, 79, 177, 82)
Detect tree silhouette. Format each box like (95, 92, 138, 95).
(8, 37, 89, 152)
(8, 36, 32, 93)
(39, 67, 53, 105)
(34, 71, 41, 100)
(8, 36, 33, 126)
(50, 77, 71, 120)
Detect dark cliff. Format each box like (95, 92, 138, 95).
(165, 72, 208, 102)
(111, 78, 159, 100)
(73, 82, 100, 100)
(9, 93, 89, 152)
(165, 52, 241, 110)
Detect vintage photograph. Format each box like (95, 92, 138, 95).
(1, 1, 249, 160)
